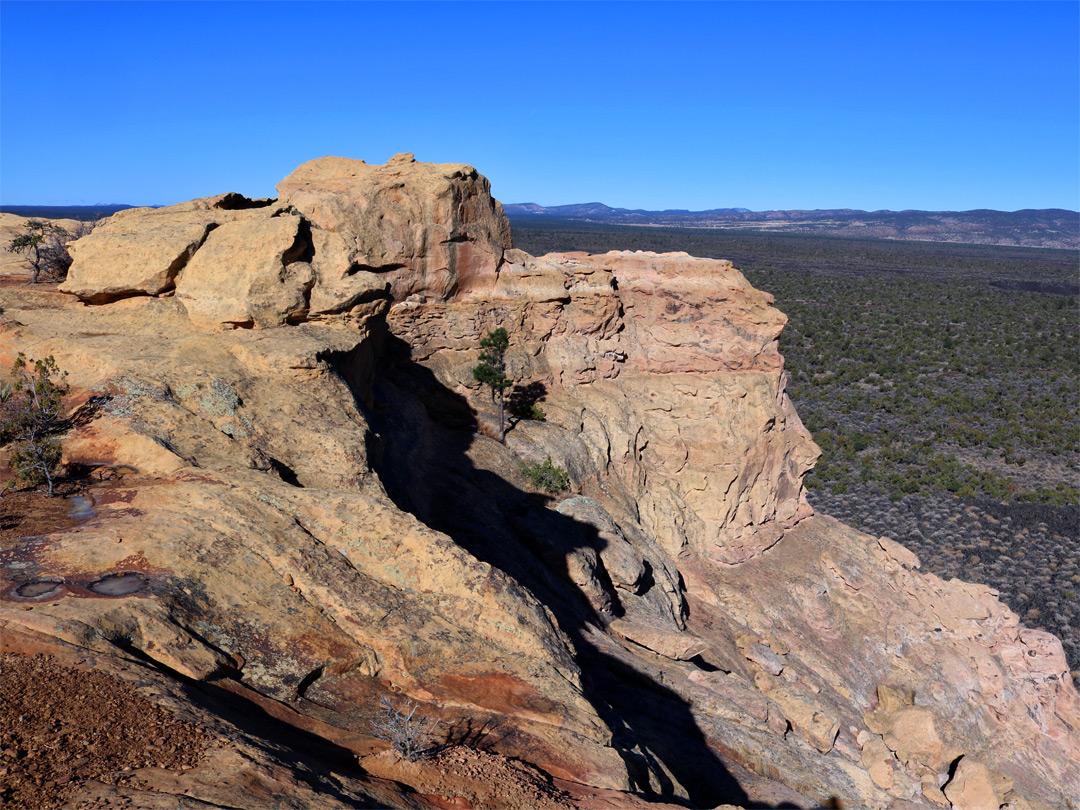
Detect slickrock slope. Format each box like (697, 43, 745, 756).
(1, 156, 1077, 810)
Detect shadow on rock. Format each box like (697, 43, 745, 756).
(350, 334, 765, 808)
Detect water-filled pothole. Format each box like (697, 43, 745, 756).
(89, 572, 147, 596)
(68, 494, 96, 522)
(15, 580, 63, 598)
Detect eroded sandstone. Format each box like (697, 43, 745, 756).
(1, 155, 1077, 810)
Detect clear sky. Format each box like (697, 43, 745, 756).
(1, 1, 1077, 211)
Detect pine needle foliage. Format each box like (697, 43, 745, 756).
(1, 354, 70, 497)
(472, 327, 512, 441)
(5, 219, 87, 283)
(520, 456, 570, 493)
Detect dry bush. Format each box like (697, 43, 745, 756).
(370, 696, 440, 761)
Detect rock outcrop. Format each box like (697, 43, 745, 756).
(1, 155, 1077, 810)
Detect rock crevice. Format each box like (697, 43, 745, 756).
(0, 154, 1074, 810)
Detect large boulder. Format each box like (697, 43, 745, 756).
(277, 153, 512, 301)
(5, 154, 1078, 810)
(175, 215, 312, 328)
(59, 194, 276, 303)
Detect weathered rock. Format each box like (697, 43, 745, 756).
(609, 618, 708, 661)
(742, 641, 786, 676)
(277, 153, 512, 301)
(3, 155, 1079, 810)
(943, 757, 1000, 810)
(175, 215, 312, 328)
(59, 194, 278, 304)
(754, 672, 840, 754)
(555, 495, 647, 592)
(60, 214, 212, 302)
(306, 227, 389, 316)
(390, 249, 820, 565)
(876, 682, 916, 714)
(859, 736, 896, 790)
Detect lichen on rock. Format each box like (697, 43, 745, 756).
(0, 154, 1076, 810)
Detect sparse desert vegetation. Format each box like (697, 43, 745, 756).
(512, 219, 1080, 672)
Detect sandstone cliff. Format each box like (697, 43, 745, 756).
(0, 155, 1076, 810)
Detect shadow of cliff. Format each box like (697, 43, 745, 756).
(111, 646, 384, 807)
(349, 334, 810, 809)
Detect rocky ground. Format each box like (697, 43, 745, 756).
(0, 653, 213, 809)
(2, 157, 1079, 809)
(0, 639, 603, 810)
(809, 489, 1080, 681)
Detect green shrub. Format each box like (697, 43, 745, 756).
(1, 354, 70, 496)
(520, 456, 569, 493)
(517, 403, 546, 421)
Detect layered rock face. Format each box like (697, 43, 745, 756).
(1, 155, 1077, 810)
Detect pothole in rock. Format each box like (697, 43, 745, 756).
(15, 579, 63, 598)
(68, 494, 97, 522)
(89, 572, 148, 596)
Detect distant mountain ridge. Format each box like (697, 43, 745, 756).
(6, 203, 1076, 249)
(504, 202, 1080, 249)
(0, 204, 142, 221)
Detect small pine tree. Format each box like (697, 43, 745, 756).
(520, 456, 570, 493)
(5, 218, 92, 283)
(1, 354, 70, 496)
(472, 327, 512, 441)
(7, 220, 62, 283)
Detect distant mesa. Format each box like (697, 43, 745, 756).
(0, 203, 147, 221)
(1, 153, 1078, 808)
(503, 201, 1080, 249)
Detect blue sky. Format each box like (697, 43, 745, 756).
(1, 1, 1077, 211)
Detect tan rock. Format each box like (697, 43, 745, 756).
(859, 736, 896, 790)
(754, 673, 839, 754)
(881, 706, 945, 770)
(175, 215, 312, 328)
(4, 154, 1080, 810)
(876, 534, 921, 569)
(943, 757, 1000, 810)
(276, 153, 511, 302)
(59, 194, 278, 304)
(63, 413, 188, 477)
(608, 619, 708, 660)
(306, 227, 389, 316)
(743, 642, 786, 675)
(555, 496, 647, 592)
(876, 682, 916, 713)
(61, 214, 212, 302)
(920, 774, 950, 807)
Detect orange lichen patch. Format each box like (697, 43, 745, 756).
(436, 672, 561, 720)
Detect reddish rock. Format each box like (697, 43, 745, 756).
(2, 155, 1077, 810)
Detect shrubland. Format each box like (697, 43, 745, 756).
(511, 220, 1079, 506)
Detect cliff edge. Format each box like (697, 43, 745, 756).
(0, 154, 1076, 810)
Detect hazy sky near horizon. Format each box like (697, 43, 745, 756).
(1, 1, 1077, 211)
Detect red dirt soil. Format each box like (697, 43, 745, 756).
(0, 653, 214, 810)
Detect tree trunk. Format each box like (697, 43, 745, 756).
(498, 388, 506, 442)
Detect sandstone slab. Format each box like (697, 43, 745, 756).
(943, 757, 1000, 810)
(277, 153, 512, 301)
(175, 215, 312, 327)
